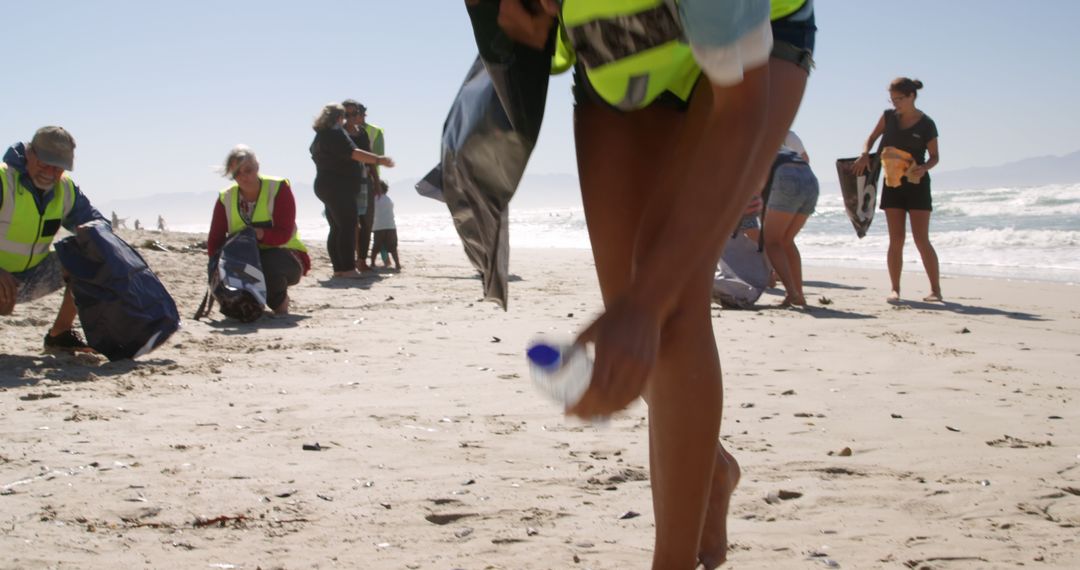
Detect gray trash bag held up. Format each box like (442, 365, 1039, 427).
(713, 231, 772, 309)
(417, 1, 552, 309)
(835, 153, 881, 238)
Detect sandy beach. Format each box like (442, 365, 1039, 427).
(1, 230, 1078, 569)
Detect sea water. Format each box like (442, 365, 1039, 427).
(175, 182, 1080, 283)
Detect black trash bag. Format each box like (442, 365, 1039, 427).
(423, 2, 553, 309)
(835, 153, 881, 238)
(195, 227, 266, 323)
(53, 220, 180, 360)
(712, 231, 772, 309)
(415, 164, 445, 203)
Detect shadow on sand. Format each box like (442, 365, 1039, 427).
(804, 280, 867, 291)
(890, 299, 1047, 321)
(756, 304, 877, 320)
(0, 353, 177, 389)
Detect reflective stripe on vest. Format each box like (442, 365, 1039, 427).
(551, 0, 808, 107)
(218, 176, 308, 254)
(557, 0, 699, 110)
(0, 163, 75, 273)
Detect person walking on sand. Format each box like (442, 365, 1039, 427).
(310, 103, 394, 279)
(851, 77, 942, 303)
(486, 0, 817, 566)
(0, 126, 108, 353)
(157, 215, 166, 232)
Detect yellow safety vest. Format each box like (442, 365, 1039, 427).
(0, 163, 76, 273)
(364, 123, 385, 177)
(218, 176, 308, 254)
(551, 0, 807, 109)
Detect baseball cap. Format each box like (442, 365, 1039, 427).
(30, 126, 76, 171)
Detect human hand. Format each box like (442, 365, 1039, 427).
(497, 0, 558, 50)
(0, 269, 17, 315)
(567, 299, 662, 419)
(254, 228, 265, 240)
(378, 156, 395, 168)
(906, 165, 927, 182)
(850, 154, 869, 175)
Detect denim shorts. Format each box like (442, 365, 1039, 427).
(13, 253, 65, 304)
(771, 6, 816, 73)
(766, 163, 819, 215)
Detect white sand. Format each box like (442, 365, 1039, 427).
(2, 231, 1078, 569)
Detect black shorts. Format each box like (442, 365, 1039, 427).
(880, 177, 933, 211)
(371, 229, 398, 254)
(771, 9, 816, 73)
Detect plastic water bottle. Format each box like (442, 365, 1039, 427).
(526, 341, 593, 409)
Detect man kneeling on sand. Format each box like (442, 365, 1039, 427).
(0, 126, 108, 353)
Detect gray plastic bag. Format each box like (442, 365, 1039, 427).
(418, 2, 552, 309)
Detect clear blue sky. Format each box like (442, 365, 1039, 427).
(5, 1, 1079, 205)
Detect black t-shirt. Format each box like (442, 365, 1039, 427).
(348, 127, 371, 153)
(310, 126, 363, 189)
(880, 109, 938, 165)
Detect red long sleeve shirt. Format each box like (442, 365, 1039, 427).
(207, 180, 310, 274)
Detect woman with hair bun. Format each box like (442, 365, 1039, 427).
(852, 77, 942, 302)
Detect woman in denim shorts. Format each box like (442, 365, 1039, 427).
(764, 145, 819, 307)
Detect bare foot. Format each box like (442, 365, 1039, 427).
(887, 290, 901, 303)
(922, 292, 943, 302)
(698, 445, 741, 569)
(356, 261, 371, 272)
(333, 270, 364, 279)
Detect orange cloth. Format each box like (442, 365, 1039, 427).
(881, 146, 918, 187)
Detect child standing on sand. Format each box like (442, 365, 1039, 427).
(370, 181, 401, 272)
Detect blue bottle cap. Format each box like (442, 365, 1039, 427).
(526, 343, 561, 368)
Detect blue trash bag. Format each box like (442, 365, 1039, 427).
(194, 227, 266, 323)
(54, 220, 180, 360)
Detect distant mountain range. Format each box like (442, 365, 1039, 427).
(100, 151, 1080, 227)
(925, 149, 1080, 190)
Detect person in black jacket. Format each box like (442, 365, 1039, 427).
(309, 103, 393, 279)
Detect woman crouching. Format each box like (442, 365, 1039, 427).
(207, 145, 310, 315)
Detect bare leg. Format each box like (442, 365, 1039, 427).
(763, 209, 800, 304)
(783, 212, 810, 303)
(908, 209, 941, 300)
(48, 285, 78, 337)
(644, 275, 725, 568)
(884, 208, 907, 301)
(696, 55, 810, 567)
(698, 442, 741, 570)
(578, 97, 738, 568)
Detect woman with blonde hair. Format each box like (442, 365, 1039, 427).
(207, 145, 309, 315)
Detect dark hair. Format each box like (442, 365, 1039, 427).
(342, 99, 367, 114)
(889, 77, 924, 98)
